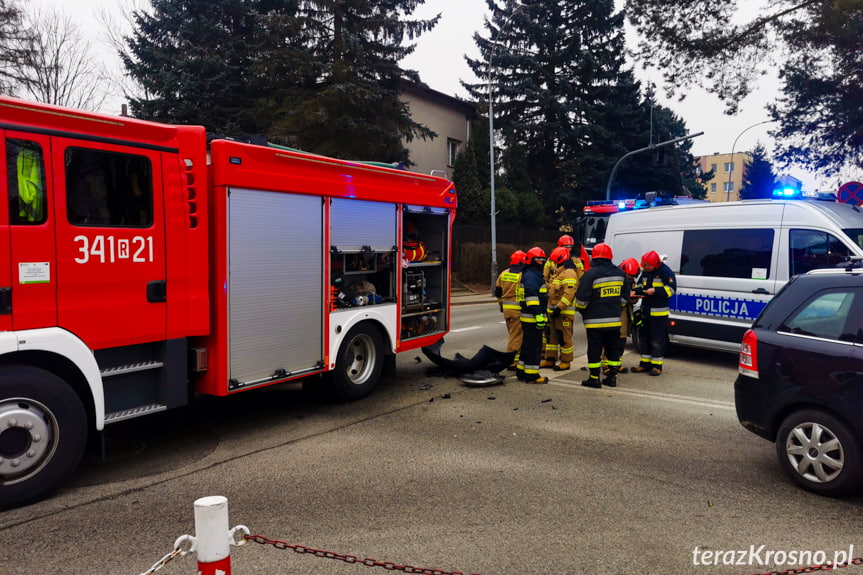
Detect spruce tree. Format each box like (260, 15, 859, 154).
(0, 0, 36, 96)
(270, 0, 439, 163)
(740, 143, 777, 200)
(451, 139, 485, 225)
(122, 0, 269, 135)
(122, 0, 439, 162)
(465, 0, 648, 227)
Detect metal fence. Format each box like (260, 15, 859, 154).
(452, 224, 560, 285)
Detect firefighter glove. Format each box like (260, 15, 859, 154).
(549, 307, 561, 319)
(535, 314, 547, 331)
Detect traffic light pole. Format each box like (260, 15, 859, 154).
(605, 132, 704, 201)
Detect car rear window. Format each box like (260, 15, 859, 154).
(779, 288, 862, 342)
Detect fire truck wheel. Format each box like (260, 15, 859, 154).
(329, 323, 385, 402)
(0, 367, 87, 509)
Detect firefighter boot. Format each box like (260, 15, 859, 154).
(581, 368, 601, 389)
(553, 362, 570, 371)
(602, 374, 617, 387)
(527, 375, 548, 384)
(631, 361, 652, 373)
(539, 358, 556, 369)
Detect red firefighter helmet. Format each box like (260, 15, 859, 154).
(557, 234, 575, 248)
(524, 246, 547, 265)
(549, 246, 570, 265)
(592, 243, 613, 261)
(641, 250, 661, 269)
(620, 257, 640, 276)
(509, 250, 526, 266)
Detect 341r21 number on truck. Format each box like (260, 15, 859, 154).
(0, 96, 457, 508)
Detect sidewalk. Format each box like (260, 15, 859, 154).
(451, 280, 496, 306)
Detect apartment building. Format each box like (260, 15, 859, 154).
(697, 151, 752, 202)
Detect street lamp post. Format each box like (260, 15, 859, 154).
(488, 2, 528, 292)
(726, 120, 775, 202)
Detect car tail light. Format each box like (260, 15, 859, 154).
(738, 329, 759, 379)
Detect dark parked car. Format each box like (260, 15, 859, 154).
(735, 264, 863, 496)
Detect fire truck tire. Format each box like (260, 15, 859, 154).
(0, 367, 87, 509)
(328, 323, 385, 402)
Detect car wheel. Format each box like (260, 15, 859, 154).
(327, 323, 385, 402)
(775, 409, 862, 497)
(630, 323, 641, 351)
(0, 366, 87, 508)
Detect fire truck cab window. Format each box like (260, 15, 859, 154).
(65, 148, 153, 227)
(6, 139, 47, 225)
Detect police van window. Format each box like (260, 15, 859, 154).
(681, 228, 774, 278)
(779, 289, 861, 342)
(841, 228, 863, 251)
(789, 229, 853, 276)
(7, 139, 46, 225)
(66, 148, 153, 227)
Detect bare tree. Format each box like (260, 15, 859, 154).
(11, 5, 108, 111)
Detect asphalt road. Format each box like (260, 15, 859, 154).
(1, 301, 862, 575)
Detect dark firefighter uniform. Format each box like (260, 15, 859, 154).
(632, 251, 676, 376)
(575, 244, 629, 388)
(517, 248, 548, 384)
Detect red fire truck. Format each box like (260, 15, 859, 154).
(0, 96, 456, 507)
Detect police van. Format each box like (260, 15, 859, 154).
(604, 198, 863, 352)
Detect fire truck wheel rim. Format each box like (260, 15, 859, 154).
(0, 397, 57, 485)
(345, 333, 376, 385)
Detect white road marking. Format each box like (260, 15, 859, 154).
(549, 380, 735, 410)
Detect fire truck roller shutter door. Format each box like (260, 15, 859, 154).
(228, 189, 324, 386)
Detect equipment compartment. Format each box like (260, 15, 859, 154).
(400, 206, 450, 340)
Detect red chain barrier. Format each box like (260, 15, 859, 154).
(245, 534, 480, 575)
(748, 556, 863, 575)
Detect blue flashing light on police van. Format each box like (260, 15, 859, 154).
(773, 187, 802, 198)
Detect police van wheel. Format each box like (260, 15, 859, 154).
(775, 409, 862, 497)
(0, 366, 87, 509)
(328, 323, 385, 402)
(630, 325, 640, 350)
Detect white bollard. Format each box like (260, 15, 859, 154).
(195, 495, 233, 575)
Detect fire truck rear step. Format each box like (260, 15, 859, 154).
(104, 403, 168, 424)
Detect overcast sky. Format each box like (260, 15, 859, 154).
(37, 0, 863, 192)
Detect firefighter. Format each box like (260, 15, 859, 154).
(544, 234, 586, 283)
(631, 250, 676, 376)
(494, 250, 526, 371)
(517, 247, 548, 384)
(540, 246, 578, 371)
(608, 257, 641, 374)
(575, 243, 629, 388)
